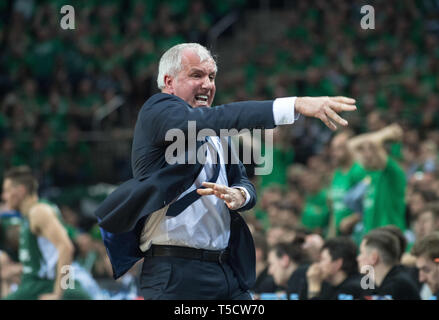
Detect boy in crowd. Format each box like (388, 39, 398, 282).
(306, 237, 364, 300)
(357, 229, 420, 300)
(411, 232, 439, 300)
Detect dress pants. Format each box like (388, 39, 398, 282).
(140, 255, 252, 300)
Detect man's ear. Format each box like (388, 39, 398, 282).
(163, 74, 174, 93)
(17, 184, 27, 197)
(334, 258, 343, 272)
(370, 249, 379, 265)
(281, 254, 290, 268)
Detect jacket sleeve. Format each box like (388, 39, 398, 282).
(143, 95, 276, 146)
(228, 161, 257, 212)
(224, 137, 257, 212)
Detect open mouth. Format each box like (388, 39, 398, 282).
(195, 95, 209, 104)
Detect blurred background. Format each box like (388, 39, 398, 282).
(0, 0, 438, 299)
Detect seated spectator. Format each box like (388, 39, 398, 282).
(257, 126, 295, 192)
(267, 200, 300, 229)
(85, 224, 113, 279)
(254, 185, 283, 230)
(306, 237, 364, 300)
(302, 233, 324, 263)
(74, 232, 100, 274)
(300, 169, 329, 236)
(414, 203, 439, 241)
(327, 130, 366, 238)
(407, 190, 431, 220)
(266, 223, 298, 247)
(251, 232, 278, 294)
(376, 225, 421, 291)
(267, 241, 310, 299)
(357, 229, 420, 300)
(404, 203, 439, 267)
(411, 232, 439, 300)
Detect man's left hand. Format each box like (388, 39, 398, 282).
(295, 96, 357, 131)
(306, 263, 324, 290)
(197, 182, 246, 210)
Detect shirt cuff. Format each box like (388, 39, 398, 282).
(273, 97, 300, 125)
(233, 187, 250, 208)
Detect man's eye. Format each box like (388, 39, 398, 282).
(209, 75, 215, 80)
(192, 74, 201, 78)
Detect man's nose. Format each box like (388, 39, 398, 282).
(201, 76, 213, 89)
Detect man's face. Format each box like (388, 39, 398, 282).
(261, 191, 282, 210)
(416, 255, 439, 294)
(266, 227, 285, 247)
(277, 209, 298, 227)
(358, 141, 385, 170)
(1, 179, 25, 210)
(409, 193, 425, 217)
(331, 134, 350, 166)
(301, 171, 321, 193)
(165, 49, 216, 108)
(318, 248, 339, 281)
(414, 211, 435, 240)
(367, 112, 384, 132)
(267, 250, 288, 286)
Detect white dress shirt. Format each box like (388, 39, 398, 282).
(139, 97, 298, 252)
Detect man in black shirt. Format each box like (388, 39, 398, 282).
(251, 232, 278, 294)
(267, 242, 309, 299)
(357, 229, 420, 300)
(411, 232, 439, 300)
(305, 237, 364, 300)
(287, 263, 310, 300)
(377, 225, 422, 291)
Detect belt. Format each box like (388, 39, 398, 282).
(144, 245, 230, 264)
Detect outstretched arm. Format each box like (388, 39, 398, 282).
(348, 124, 403, 152)
(295, 96, 357, 131)
(347, 124, 403, 167)
(146, 95, 357, 145)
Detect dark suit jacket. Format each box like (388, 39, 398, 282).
(95, 93, 276, 290)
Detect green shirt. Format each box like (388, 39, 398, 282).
(328, 162, 367, 235)
(362, 157, 407, 234)
(258, 144, 295, 191)
(18, 201, 63, 281)
(301, 188, 330, 233)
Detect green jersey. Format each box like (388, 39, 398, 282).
(5, 201, 91, 300)
(362, 157, 407, 234)
(301, 188, 330, 233)
(328, 162, 367, 235)
(18, 200, 63, 281)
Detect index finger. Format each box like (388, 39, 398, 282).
(197, 188, 215, 196)
(330, 102, 357, 112)
(202, 182, 227, 193)
(331, 96, 356, 104)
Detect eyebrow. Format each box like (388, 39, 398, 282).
(189, 68, 216, 75)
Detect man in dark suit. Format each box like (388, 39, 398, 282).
(95, 43, 357, 299)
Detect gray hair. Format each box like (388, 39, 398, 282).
(156, 43, 217, 90)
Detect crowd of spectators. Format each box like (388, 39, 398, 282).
(0, 0, 439, 299)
